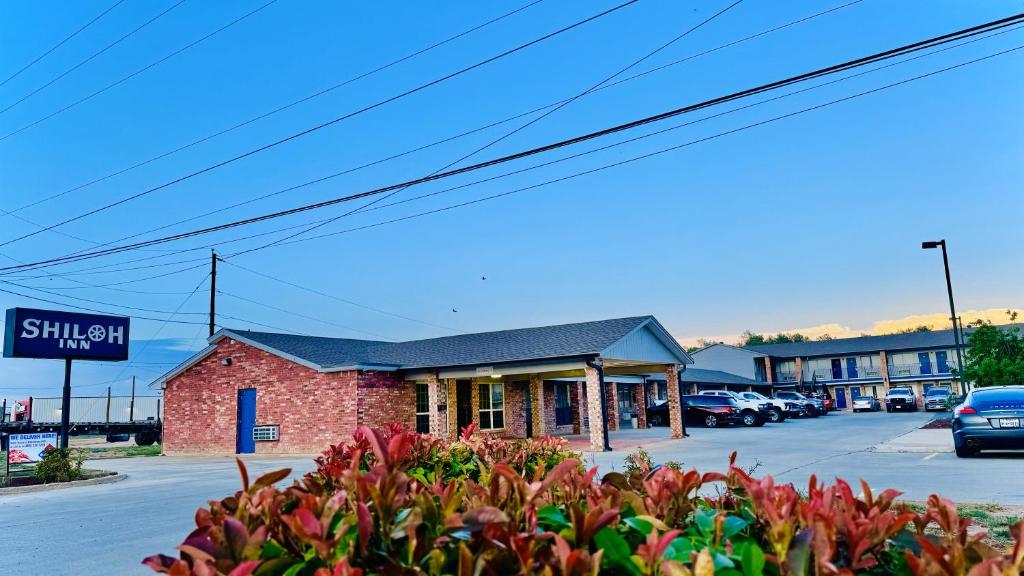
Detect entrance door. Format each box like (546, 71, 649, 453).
(935, 351, 949, 373)
(831, 359, 843, 380)
(918, 352, 932, 375)
(835, 387, 847, 409)
(455, 380, 473, 433)
(846, 358, 858, 379)
(850, 386, 861, 402)
(617, 383, 634, 427)
(236, 388, 256, 454)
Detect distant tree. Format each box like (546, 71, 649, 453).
(738, 330, 766, 347)
(817, 333, 834, 341)
(685, 338, 719, 353)
(961, 313, 1024, 387)
(896, 325, 933, 334)
(739, 331, 808, 346)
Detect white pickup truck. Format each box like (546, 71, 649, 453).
(699, 390, 776, 425)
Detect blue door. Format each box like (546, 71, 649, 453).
(918, 352, 932, 375)
(236, 388, 256, 454)
(846, 358, 858, 379)
(935, 351, 949, 373)
(850, 386, 861, 403)
(835, 387, 847, 409)
(831, 359, 843, 380)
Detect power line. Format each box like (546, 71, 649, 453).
(217, 290, 395, 339)
(250, 45, 1024, 251)
(0, 280, 206, 316)
(0, 0, 127, 88)
(1, 0, 281, 142)
(14, 0, 856, 258)
(0, 0, 639, 248)
(0, 285, 207, 325)
(6, 11, 1020, 275)
(1, 0, 546, 219)
(0, 0, 189, 116)
(231, 0, 746, 258)
(107, 272, 210, 384)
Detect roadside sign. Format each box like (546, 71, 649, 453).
(7, 433, 58, 464)
(4, 307, 130, 361)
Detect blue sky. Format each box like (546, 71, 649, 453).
(1, 0, 1022, 403)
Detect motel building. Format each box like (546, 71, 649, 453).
(153, 316, 693, 455)
(690, 328, 971, 408)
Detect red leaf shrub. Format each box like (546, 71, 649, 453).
(145, 426, 1024, 575)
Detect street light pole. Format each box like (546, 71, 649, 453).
(922, 240, 967, 392)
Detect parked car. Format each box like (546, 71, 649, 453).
(925, 387, 954, 411)
(952, 385, 1024, 457)
(808, 392, 835, 412)
(773, 391, 822, 417)
(851, 395, 881, 412)
(885, 387, 918, 412)
(646, 395, 749, 428)
(698, 390, 774, 426)
(736, 391, 792, 423)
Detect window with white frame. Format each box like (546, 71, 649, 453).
(478, 381, 504, 430)
(415, 382, 430, 434)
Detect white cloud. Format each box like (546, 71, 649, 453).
(676, 307, 1022, 347)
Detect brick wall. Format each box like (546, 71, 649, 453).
(163, 338, 358, 455)
(541, 381, 575, 436)
(357, 371, 415, 431)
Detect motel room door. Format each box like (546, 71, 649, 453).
(455, 380, 473, 433)
(835, 387, 847, 409)
(236, 388, 256, 454)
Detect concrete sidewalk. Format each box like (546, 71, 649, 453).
(872, 428, 954, 453)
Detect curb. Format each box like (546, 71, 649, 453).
(0, 472, 125, 496)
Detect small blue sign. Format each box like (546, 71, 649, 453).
(4, 308, 130, 361)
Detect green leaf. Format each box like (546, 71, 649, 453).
(622, 516, 654, 535)
(663, 536, 694, 562)
(282, 562, 306, 576)
(259, 540, 286, 560)
(537, 505, 570, 531)
(740, 542, 766, 576)
(594, 527, 640, 576)
(694, 508, 715, 535)
(722, 515, 749, 539)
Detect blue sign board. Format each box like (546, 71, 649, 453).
(3, 308, 130, 361)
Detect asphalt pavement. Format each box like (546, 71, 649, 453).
(2, 410, 1021, 575)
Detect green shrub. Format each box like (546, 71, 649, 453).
(34, 447, 84, 483)
(144, 425, 1024, 576)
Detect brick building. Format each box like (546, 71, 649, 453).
(154, 316, 692, 455)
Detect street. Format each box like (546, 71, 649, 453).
(2, 411, 1022, 575)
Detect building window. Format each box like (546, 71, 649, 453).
(478, 381, 504, 430)
(554, 382, 572, 426)
(415, 382, 430, 434)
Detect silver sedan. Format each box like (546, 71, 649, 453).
(852, 395, 881, 412)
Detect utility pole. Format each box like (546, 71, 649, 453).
(129, 376, 136, 422)
(209, 250, 218, 337)
(922, 240, 966, 392)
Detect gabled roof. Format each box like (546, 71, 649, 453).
(153, 316, 692, 387)
(681, 367, 760, 386)
(690, 342, 767, 357)
(745, 324, 1022, 358)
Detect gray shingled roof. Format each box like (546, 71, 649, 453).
(681, 368, 759, 385)
(744, 324, 1022, 358)
(226, 316, 666, 370)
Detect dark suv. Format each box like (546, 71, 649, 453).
(646, 395, 749, 428)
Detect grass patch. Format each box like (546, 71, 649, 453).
(900, 502, 1021, 550)
(85, 445, 161, 459)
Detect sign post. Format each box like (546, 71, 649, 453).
(4, 308, 130, 449)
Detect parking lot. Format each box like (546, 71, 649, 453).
(2, 410, 1022, 575)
